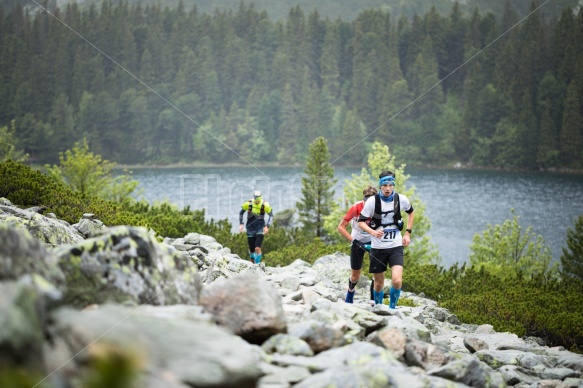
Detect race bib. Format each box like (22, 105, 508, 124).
(381, 228, 398, 243)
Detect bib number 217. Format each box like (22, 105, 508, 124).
(382, 229, 396, 241)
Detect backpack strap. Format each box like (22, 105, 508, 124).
(369, 192, 402, 230)
(369, 194, 382, 230)
(248, 200, 266, 216)
(393, 192, 402, 229)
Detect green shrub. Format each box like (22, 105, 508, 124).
(406, 262, 583, 352)
(561, 214, 583, 279)
(469, 210, 559, 279)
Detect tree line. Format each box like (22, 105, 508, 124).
(1, 1, 582, 169)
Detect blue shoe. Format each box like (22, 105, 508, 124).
(254, 253, 262, 264)
(345, 289, 354, 303)
(249, 253, 256, 263)
(389, 287, 401, 309)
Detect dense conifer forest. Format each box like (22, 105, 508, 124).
(1, 0, 582, 168)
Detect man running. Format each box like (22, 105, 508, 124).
(239, 190, 273, 264)
(337, 186, 377, 304)
(358, 171, 414, 308)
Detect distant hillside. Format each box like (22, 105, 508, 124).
(5, 0, 581, 21)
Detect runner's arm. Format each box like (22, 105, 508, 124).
(239, 208, 245, 225)
(337, 219, 353, 242)
(265, 210, 273, 227)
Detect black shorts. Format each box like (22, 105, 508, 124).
(247, 233, 264, 251)
(350, 242, 368, 270)
(369, 246, 404, 274)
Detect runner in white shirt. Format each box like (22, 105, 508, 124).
(358, 171, 414, 308)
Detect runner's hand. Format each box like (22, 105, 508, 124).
(239, 224, 244, 233)
(263, 226, 269, 235)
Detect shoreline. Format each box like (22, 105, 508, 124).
(111, 162, 583, 175)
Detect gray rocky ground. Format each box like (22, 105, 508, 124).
(1, 198, 582, 387)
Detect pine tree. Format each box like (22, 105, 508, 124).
(561, 214, 583, 280)
(559, 81, 583, 168)
(296, 137, 336, 237)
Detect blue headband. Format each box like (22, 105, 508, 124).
(379, 176, 395, 186)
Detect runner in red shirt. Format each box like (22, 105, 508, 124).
(337, 186, 377, 304)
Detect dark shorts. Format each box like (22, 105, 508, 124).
(369, 246, 404, 274)
(246, 225, 265, 252)
(350, 242, 367, 270)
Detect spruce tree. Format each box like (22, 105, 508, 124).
(296, 137, 336, 238)
(559, 81, 583, 168)
(561, 215, 583, 280)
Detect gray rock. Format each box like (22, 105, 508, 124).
(258, 365, 311, 386)
(184, 232, 201, 245)
(498, 365, 539, 385)
(0, 226, 65, 284)
(280, 276, 301, 291)
(0, 280, 46, 371)
(199, 274, 287, 344)
(385, 315, 432, 343)
(366, 328, 407, 361)
(0, 197, 13, 206)
(0, 204, 84, 246)
(476, 349, 526, 369)
(49, 304, 262, 387)
(54, 226, 202, 306)
(262, 333, 314, 356)
(405, 338, 448, 369)
(464, 337, 490, 353)
(73, 217, 106, 238)
(428, 355, 507, 387)
(475, 324, 496, 334)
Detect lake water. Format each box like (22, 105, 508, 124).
(128, 166, 583, 268)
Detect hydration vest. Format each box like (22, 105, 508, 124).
(368, 192, 402, 230)
(247, 200, 266, 216)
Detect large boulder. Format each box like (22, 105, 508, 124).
(0, 280, 47, 371)
(0, 225, 65, 285)
(0, 204, 84, 246)
(47, 304, 262, 388)
(53, 226, 202, 307)
(199, 273, 287, 344)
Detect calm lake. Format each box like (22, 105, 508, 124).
(129, 166, 583, 268)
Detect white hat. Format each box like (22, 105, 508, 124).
(253, 190, 262, 197)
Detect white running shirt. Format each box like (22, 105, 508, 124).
(359, 194, 412, 249)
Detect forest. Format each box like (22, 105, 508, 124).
(1, 0, 582, 169)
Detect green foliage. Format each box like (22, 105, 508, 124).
(0, 120, 28, 163)
(0, 160, 228, 240)
(470, 210, 559, 279)
(1, 2, 582, 170)
(324, 142, 439, 265)
(406, 262, 583, 352)
(84, 343, 142, 388)
(44, 140, 140, 204)
(297, 137, 336, 238)
(0, 368, 43, 388)
(561, 214, 583, 279)
(398, 297, 418, 308)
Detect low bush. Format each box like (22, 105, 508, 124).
(406, 262, 583, 352)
